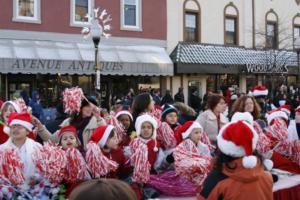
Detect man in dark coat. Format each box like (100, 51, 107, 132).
(174, 87, 185, 103)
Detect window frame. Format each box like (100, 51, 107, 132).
(120, 0, 142, 31)
(184, 11, 199, 42)
(266, 20, 278, 49)
(12, 0, 41, 24)
(70, 0, 94, 27)
(224, 15, 238, 45)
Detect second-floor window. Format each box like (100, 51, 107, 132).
(225, 17, 238, 45)
(266, 21, 278, 48)
(13, 0, 41, 23)
(294, 25, 300, 41)
(184, 12, 198, 42)
(71, 0, 92, 26)
(121, 0, 141, 30)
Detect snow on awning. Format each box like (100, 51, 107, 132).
(0, 39, 173, 76)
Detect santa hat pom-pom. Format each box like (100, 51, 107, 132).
(0, 148, 25, 186)
(263, 159, 273, 171)
(153, 146, 158, 152)
(32, 142, 66, 185)
(64, 148, 90, 183)
(85, 142, 118, 178)
(3, 126, 10, 134)
(242, 155, 257, 168)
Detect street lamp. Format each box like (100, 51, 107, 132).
(82, 8, 111, 94)
(294, 37, 300, 87)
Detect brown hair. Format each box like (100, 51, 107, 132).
(173, 102, 197, 116)
(231, 96, 261, 120)
(69, 179, 137, 200)
(207, 94, 225, 111)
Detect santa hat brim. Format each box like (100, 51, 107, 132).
(252, 90, 268, 97)
(231, 112, 254, 126)
(115, 111, 133, 120)
(135, 114, 157, 139)
(10, 119, 33, 131)
(98, 125, 114, 148)
(182, 122, 202, 139)
(266, 111, 288, 125)
(1, 101, 21, 113)
(217, 121, 258, 158)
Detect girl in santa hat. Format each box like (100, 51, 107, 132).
(58, 125, 80, 150)
(86, 125, 131, 180)
(198, 120, 273, 200)
(260, 109, 300, 173)
(115, 110, 136, 147)
(0, 112, 42, 187)
(129, 114, 165, 199)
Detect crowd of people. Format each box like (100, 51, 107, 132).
(0, 84, 299, 200)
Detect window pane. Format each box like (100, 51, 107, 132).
(225, 18, 235, 32)
(18, 0, 35, 17)
(294, 27, 300, 39)
(124, 4, 136, 26)
(267, 24, 275, 36)
(125, 0, 136, 5)
(266, 22, 277, 48)
(75, 0, 89, 22)
(184, 13, 198, 42)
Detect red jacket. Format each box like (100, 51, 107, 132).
(103, 147, 132, 179)
(0, 124, 9, 144)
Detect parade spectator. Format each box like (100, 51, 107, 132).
(69, 179, 137, 200)
(196, 94, 228, 145)
(199, 120, 273, 200)
(131, 93, 154, 124)
(20, 86, 30, 106)
(173, 102, 197, 124)
(189, 88, 202, 114)
(152, 89, 161, 105)
(124, 88, 135, 106)
(174, 87, 185, 103)
(34, 97, 106, 149)
(45, 103, 67, 133)
(160, 90, 174, 105)
(29, 90, 45, 123)
(251, 85, 269, 121)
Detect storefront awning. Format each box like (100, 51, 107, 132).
(0, 39, 173, 76)
(171, 42, 298, 74)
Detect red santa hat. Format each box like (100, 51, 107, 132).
(115, 110, 133, 120)
(7, 112, 33, 131)
(252, 85, 268, 97)
(231, 112, 254, 126)
(279, 105, 291, 117)
(175, 121, 203, 144)
(1, 101, 21, 113)
(217, 120, 259, 168)
(89, 125, 114, 148)
(135, 114, 157, 140)
(266, 109, 288, 125)
(295, 106, 300, 113)
(58, 125, 77, 139)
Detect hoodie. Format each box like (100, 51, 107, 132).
(198, 157, 273, 200)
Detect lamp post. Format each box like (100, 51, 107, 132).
(294, 37, 300, 88)
(82, 8, 111, 100)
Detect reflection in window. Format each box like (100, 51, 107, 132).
(124, 0, 137, 26)
(266, 22, 277, 48)
(18, 0, 34, 17)
(75, 0, 89, 22)
(225, 17, 237, 45)
(184, 12, 198, 42)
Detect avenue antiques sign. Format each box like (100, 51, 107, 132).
(246, 63, 288, 74)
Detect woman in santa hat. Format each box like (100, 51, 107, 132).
(86, 125, 131, 180)
(198, 120, 273, 200)
(0, 112, 42, 186)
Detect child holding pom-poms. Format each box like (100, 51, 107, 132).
(86, 125, 132, 179)
(115, 110, 136, 147)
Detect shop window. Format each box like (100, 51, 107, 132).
(13, 0, 41, 23)
(184, 12, 199, 42)
(121, 0, 142, 31)
(225, 17, 238, 45)
(266, 21, 278, 49)
(70, 0, 93, 27)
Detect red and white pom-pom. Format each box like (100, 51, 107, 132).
(109, 116, 126, 143)
(254, 122, 272, 154)
(130, 138, 151, 184)
(157, 122, 177, 149)
(292, 140, 300, 166)
(85, 142, 118, 178)
(0, 148, 25, 186)
(173, 139, 212, 185)
(64, 148, 90, 183)
(32, 142, 66, 185)
(200, 131, 215, 151)
(13, 98, 28, 113)
(63, 87, 84, 114)
(265, 119, 289, 144)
